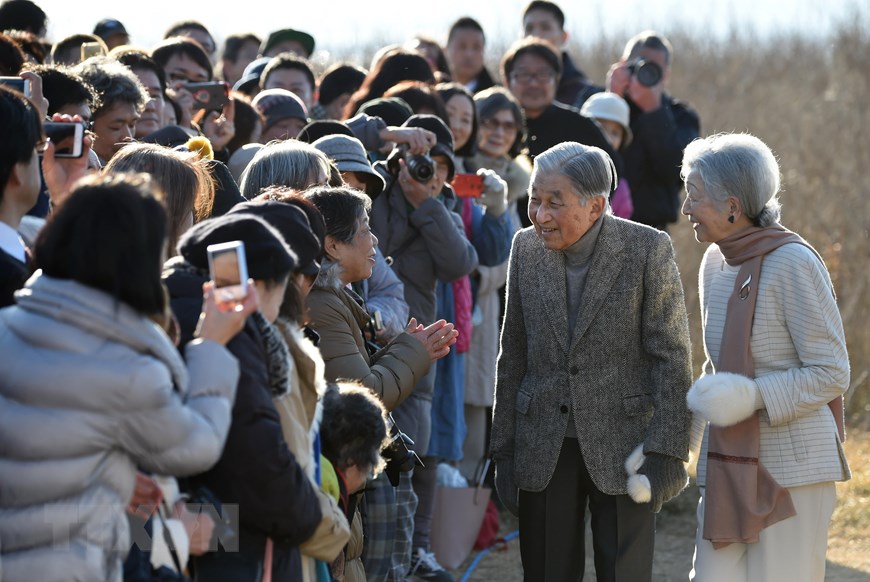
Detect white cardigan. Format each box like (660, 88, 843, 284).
(693, 242, 851, 488)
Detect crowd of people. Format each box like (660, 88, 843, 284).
(0, 0, 852, 581)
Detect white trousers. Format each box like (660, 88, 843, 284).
(691, 482, 836, 582)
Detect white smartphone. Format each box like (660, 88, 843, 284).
(207, 241, 249, 304)
(0, 76, 31, 97)
(43, 122, 85, 158)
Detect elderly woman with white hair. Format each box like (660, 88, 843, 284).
(681, 133, 850, 582)
(491, 141, 693, 580)
(239, 139, 332, 199)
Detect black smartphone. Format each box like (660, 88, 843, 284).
(43, 122, 85, 158)
(0, 76, 31, 97)
(186, 81, 229, 112)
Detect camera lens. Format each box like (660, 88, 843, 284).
(634, 60, 663, 87)
(406, 154, 435, 183)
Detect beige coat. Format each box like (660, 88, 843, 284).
(273, 322, 351, 575)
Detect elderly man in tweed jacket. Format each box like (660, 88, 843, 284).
(490, 142, 693, 581)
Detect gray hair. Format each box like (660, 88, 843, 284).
(240, 140, 331, 199)
(531, 142, 617, 203)
(681, 133, 782, 227)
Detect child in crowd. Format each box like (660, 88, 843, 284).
(580, 91, 634, 219)
(320, 382, 391, 582)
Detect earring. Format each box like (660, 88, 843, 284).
(728, 215, 735, 223)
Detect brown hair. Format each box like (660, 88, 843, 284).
(103, 143, 214, 254)
(35, 173, 168, 316)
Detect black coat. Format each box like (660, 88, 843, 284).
(471, 67, 498, 94)
(0, 248, 30, 308)
(519, 102, 624, 228)
(556, 52, 602, 109)
(163, 265, 322, 582)
(624, 94, 700, 228)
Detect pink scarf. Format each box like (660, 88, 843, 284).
(451, 199, 475, 353)
(704, 224, 844, 549)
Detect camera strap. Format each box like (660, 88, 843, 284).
(385, 231, 420, 266)
(156, 500, 186, 576)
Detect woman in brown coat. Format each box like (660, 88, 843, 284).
(303, 186, 456, 411)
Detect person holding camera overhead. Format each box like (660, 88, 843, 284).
(365, 113, 479, 580)
(606, 31, 700, 231)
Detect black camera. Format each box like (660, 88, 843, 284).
(627, 59, 663, 87)
(382, 414, 423, 486)
(388, 144, 436, 183)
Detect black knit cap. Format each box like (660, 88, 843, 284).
(358, 97, 413, 127)
(228, 200, 322, 277)
(296, 120, 354, 144)
(402, 114, 456, 181)
(178, 213, 297, 281)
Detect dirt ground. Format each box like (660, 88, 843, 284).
(448, 485, 870, 581)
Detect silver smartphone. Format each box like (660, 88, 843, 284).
(207, 241, 249, 304)
(0, 76, 31, 97)
(43, 122, 85, 158)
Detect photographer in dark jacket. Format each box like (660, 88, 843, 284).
(163, 213, 323, 582)
(607, 31, 700, 230)
(366, 114, 479, 580)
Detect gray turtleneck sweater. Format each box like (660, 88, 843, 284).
(565, 214, 604, 339)
(563, 213, 604, 437)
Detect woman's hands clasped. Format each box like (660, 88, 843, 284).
(405, 317, 458, 361)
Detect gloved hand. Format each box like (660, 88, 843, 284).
(625, 445, 688, 513)
(494, 458, 519, 516)
(687, 372, 759, 427)
(476, 168, 507, 217)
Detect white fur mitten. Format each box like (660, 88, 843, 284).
(624, 444, 688, 512)
(625, 444, 651, 503)
(686, 372, 759, 427)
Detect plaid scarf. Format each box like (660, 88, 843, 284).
(251, 310, 290, 397)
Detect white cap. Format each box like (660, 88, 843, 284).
(581, 92, 633, 147)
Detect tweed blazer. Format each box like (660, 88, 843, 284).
(490, 215, 693, 494)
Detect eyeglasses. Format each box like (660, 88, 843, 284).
(480, 117, 518, 133)
(510, 70, 556, 84)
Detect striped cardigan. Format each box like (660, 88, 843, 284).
(693, 242, 851, 487)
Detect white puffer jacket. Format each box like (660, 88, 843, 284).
(0, 274, 240, 582)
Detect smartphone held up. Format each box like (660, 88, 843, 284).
(207, 241, 249, 308)
(451, 173, 485, 198)
(0, 76, 31, 97)
(187, 81, 230, 113)
(42, 122, 85, 158)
